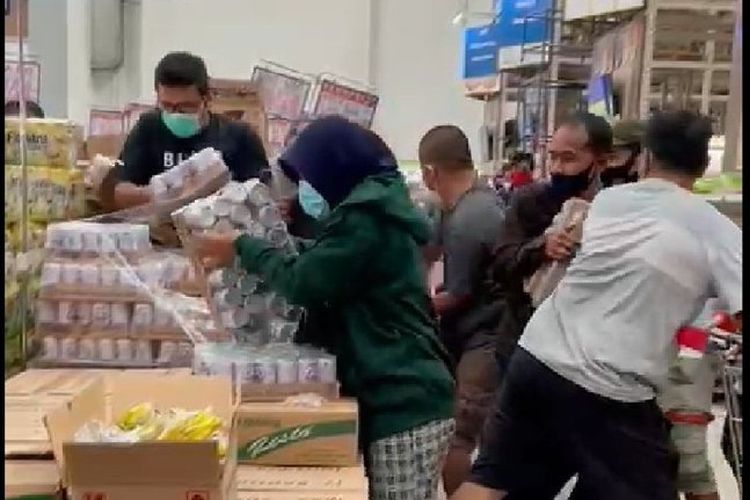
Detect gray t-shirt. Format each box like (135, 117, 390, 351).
(438, 185, 505, 301)
(520, 179, 742, 402)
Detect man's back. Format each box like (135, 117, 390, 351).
(520, 178, 742, 402)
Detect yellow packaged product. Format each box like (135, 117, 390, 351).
(5, 117, 84, 168)
(6, 165, 85, 222)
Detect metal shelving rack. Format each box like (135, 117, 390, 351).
(509, 3, 601, 173)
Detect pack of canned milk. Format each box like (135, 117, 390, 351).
(45, 221, 152, 257)
(39, 335, 194, 367)
(173, 179, 296, 254)
(173, 179, 302, 343)
(193, 343, 337, 385)
(150, 148, 228, 200)
(207, 266, 303, 344)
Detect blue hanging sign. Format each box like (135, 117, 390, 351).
(496, 0, 553, 69)
(462, 23, 499, 80)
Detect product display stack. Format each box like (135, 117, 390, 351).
(173, 180, 339, 400)
(4, 117, 87, 374)
(29, 147, 239, 368)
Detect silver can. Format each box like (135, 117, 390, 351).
(76, 302, 92, 327)
(40, 262, 62, 287)
(318, 355, 337, 383)
(42, 336, 59, 360)
(100, 264, 119, 287)
(220, 308, 249, 329)
(213, 198, 233, 217)
(243, 358, 277, 384)
(258, 204, 283, 229)
(61, 263, 82, 286)
(37, 301, 57, 324)
(64, 230, 83, 253)
(229, 204, 252, 225)
(80, 264, 101, 286)
(98, 338, 115, 361)
(58, 302, 75, 325)
(158, 341, 177, 363)
(266, 224, 290, 248)
(297, 357, 320, 383)
(82, 232, 101, 253)
(238, 274, 260, 295)
(135, 340, 152, 363)
(60, 338, 77, 359)
(117, 230, 137, 253)
(132, 303, 154, 330)
(244, 179, 272, 206)
(110, 303, 130, 329)
(115, 339, 133, 362)
(78, 338, 97, 360)
(276, 358, 298, 384)
(91, 303, 111, 329)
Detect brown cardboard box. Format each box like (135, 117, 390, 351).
(4, 460, 61, 499)
(45, 372, 237, 500)
(237, 400, 358, 467)
(86, 134, 125, 160)
(209, 78, 268, 150)
(5, 0, 28, 39)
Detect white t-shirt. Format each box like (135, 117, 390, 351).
(520, 178, 742, 402)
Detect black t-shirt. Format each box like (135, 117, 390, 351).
(116, 110, 268, 185)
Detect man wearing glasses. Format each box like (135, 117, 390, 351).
(108, 51, 269, 210)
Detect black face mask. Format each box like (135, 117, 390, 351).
(601, 164, 639, 188)
(549, 165, 593, 201)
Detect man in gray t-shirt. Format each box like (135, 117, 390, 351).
(418, 125, 505, 496)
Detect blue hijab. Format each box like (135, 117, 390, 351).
(278, 116, 399, 207)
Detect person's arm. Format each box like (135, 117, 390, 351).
(233, 211, 376, 306)
(108, 118, 154, 210)
(490, 200, 546, 282)
(707, 215, 743, 320)
(230, 124, 270, 182)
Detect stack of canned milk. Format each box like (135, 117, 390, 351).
(173, 179, 301, 342)
(149, 147, 228, 200)
(193, 343, 337, 386)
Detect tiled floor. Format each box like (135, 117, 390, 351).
(439, 405, 741, 500)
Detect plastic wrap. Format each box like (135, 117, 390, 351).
(30, 148, 237, 369)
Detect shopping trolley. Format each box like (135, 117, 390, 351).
(707, 313, 742, 494)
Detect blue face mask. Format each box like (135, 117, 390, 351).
(298, 181, 329, 219)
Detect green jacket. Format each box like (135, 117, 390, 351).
(235, 172, 455, 444)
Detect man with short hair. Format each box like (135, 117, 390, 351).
(418, 125, 505, 495)
(107, 51, 268, 210)
(453, 110, 742, 500)
(488, 112, 611, 377)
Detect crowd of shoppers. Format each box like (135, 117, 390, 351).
(121, 50, 741, 500)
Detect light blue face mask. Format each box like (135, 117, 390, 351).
(298, 181, 329, 219)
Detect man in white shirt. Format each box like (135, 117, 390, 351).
(452, 111, 743, 500)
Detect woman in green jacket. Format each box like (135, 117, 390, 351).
(196, 116, 455, 499)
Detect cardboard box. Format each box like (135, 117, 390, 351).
(237, 400, 358, 467)
(209, 78, 268, 150)
(5, 370, 102, 458)
(4, 460, 61, 499)
(86, 134, 125, 160)
(45, 372, 237, 500)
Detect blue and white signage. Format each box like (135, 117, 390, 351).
(462, 23, 500, 80)
(496, 0, 553, 70)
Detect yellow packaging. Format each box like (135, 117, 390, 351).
(5, 165, 85, 222)
(237, 399, 358, 467)
(5, 117, 84, 168)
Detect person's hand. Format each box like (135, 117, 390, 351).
(544, 229, 576, 261)
(191, 230, 240, 269)
(277, 198, 295, 224)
